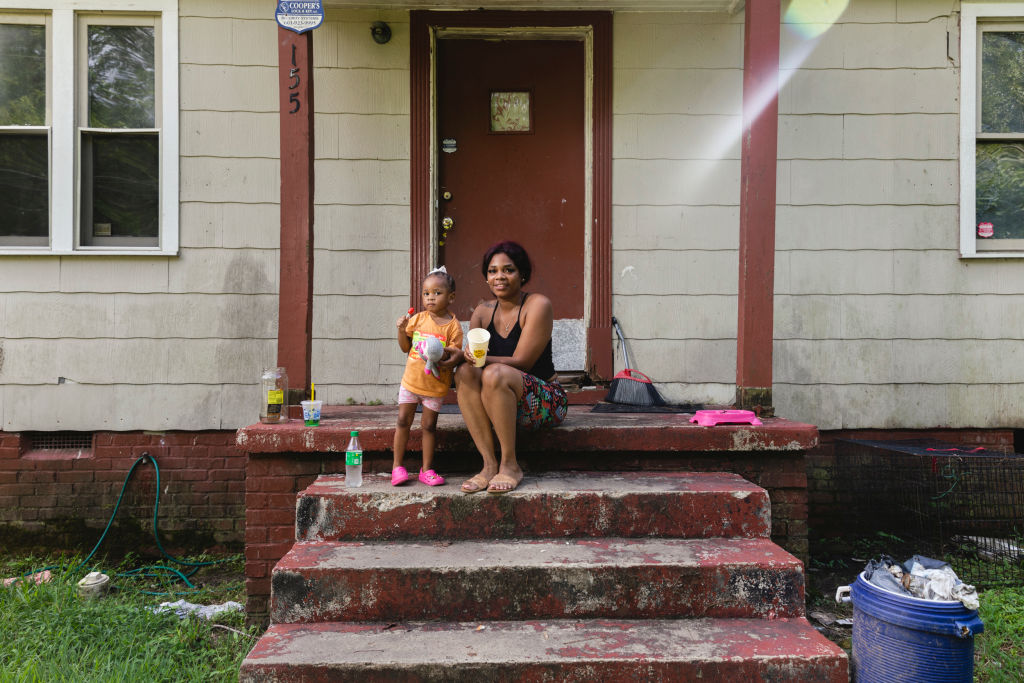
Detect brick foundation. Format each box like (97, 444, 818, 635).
(0, 430, 245, 554)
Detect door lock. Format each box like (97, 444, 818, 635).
(439, 217, 454, 246)
(442, 190, 453, 201)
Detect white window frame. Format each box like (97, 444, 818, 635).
(0, 0, 177, 256)
(960, 2, 1024, 258)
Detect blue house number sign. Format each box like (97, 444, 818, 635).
(276, 1, 324, 34)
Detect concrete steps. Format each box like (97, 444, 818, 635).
(240, 471, 847, 681)
(244, 618, 848, 682)
(296, 471, 771, 541)
(271, 537, 804, 623)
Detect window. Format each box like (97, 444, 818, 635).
(0, 1, 177, 255)
(0, 16, 48, 246)
(961, 3, 1024, 257)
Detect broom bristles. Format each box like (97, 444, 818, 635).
(606, 375, 667, 406)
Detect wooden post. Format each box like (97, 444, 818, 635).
(736, 0, 780, 415)
(277, 28, 314, 406)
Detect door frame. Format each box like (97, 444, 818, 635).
(410, 10, 613, 380)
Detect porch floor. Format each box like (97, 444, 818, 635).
(237, 404, 817, 456)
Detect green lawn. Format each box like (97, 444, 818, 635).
(975, 585, 1024, 682)
(2, 550, 1020, 681)
(0, 554, 260, 682)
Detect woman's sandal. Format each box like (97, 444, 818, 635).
(460, 474, 491, 494)
(486, 473, 522, 495)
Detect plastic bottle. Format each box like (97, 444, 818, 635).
(345, 430, 363, 487)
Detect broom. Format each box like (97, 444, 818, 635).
(605, 316, 667, 406)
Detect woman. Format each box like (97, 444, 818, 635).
(454, 241, 568, 494)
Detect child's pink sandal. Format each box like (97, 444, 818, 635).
(418, 469, 445, 486)
(391, 466, 411, 486)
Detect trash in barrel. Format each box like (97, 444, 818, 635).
(836, 556, 983, 683)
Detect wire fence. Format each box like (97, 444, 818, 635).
(836, 439, 1024, 588)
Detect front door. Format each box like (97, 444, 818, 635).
(436, 38, 586, 372)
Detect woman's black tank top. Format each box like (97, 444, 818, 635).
(486, 293, 556, 380)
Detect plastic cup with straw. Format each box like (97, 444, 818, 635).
(302, 382, 321, 426)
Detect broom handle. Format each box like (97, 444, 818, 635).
(611, 316, 631, 369)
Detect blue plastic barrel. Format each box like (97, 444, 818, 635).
(848, 571, 984, 682)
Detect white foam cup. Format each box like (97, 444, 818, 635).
(466, 328, 490, 367)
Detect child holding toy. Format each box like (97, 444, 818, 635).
(393, 266, 463, 486)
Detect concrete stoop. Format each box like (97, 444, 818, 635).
(240, 472, 848, 682)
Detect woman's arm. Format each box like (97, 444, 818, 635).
(485, 293, 553, 372)
(449, 303, 493, 366)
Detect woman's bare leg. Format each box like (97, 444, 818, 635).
(454, 363, 499, 490)
(480, 365, 524, 492)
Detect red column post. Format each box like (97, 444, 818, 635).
(736, 0, 781, 414)
(277, 28, 315, 406)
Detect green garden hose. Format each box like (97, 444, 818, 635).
(22, 451, 229, 595)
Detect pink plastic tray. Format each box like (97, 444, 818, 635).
(689, 409, 763, 427)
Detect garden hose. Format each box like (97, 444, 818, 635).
(21, 451, 229, 595)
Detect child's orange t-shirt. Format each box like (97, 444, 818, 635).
(401, 312, 463, 398)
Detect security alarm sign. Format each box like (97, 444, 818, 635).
(276, 1, 323, 34)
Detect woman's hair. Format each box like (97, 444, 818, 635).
(425, 266, 456, 292)
(481, 240, 532, 285)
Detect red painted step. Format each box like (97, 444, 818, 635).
(270, 537, 805, 623)
(240, 617, 848, 682)
(295, 471, 770, 542)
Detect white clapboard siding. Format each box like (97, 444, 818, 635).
(8, 1, 1021, 432)
(306, 13, 413, 411)
(770, 1, 1021, 429)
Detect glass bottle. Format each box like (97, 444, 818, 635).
(345, 430, 363, 487)
(260, 367, 289, 424)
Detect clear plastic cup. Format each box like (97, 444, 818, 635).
(300, 399, 322, 426)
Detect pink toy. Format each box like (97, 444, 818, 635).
(415, 336, 444, 378)
(689, 409, 762, 427)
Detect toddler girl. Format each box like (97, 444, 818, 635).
(393, 266, 463, 486)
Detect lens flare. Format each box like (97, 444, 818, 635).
(783, 0, 849, 39)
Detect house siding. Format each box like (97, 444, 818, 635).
(773, 1, 1020, 430)
(310, 9, 411, 407)
(3, 0, 1020, 433)
(610, 2, 1022, 431)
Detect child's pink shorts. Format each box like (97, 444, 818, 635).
(398, 386, 444, 413)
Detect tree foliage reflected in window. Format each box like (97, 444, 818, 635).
(982, 32, 1024, 133)
(0, 23, 48, 244)
(88, 26, 154, 129)
(977, 30, 1024, 239)
(81, 24, 158, 245)
(0, 23, 46, 126)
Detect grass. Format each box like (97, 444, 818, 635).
(975, 585, 1024, 682)
(0, 553, 261, 682)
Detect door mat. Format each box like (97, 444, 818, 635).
(590, 402, 703, 414)
(416, 404, 461, 414)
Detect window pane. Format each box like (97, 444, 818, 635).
(88, 25, 154, 129)
(981, 31, 1024, 133)
(0, 133, 48, 245)
(80, 133, 158, 245)
(0, 23, 46, 126)
(976, 142, 1024, 239)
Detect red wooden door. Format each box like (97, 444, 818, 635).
(437, 39, 585, 330)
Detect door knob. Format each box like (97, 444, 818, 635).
(439, 217, 454, 246)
